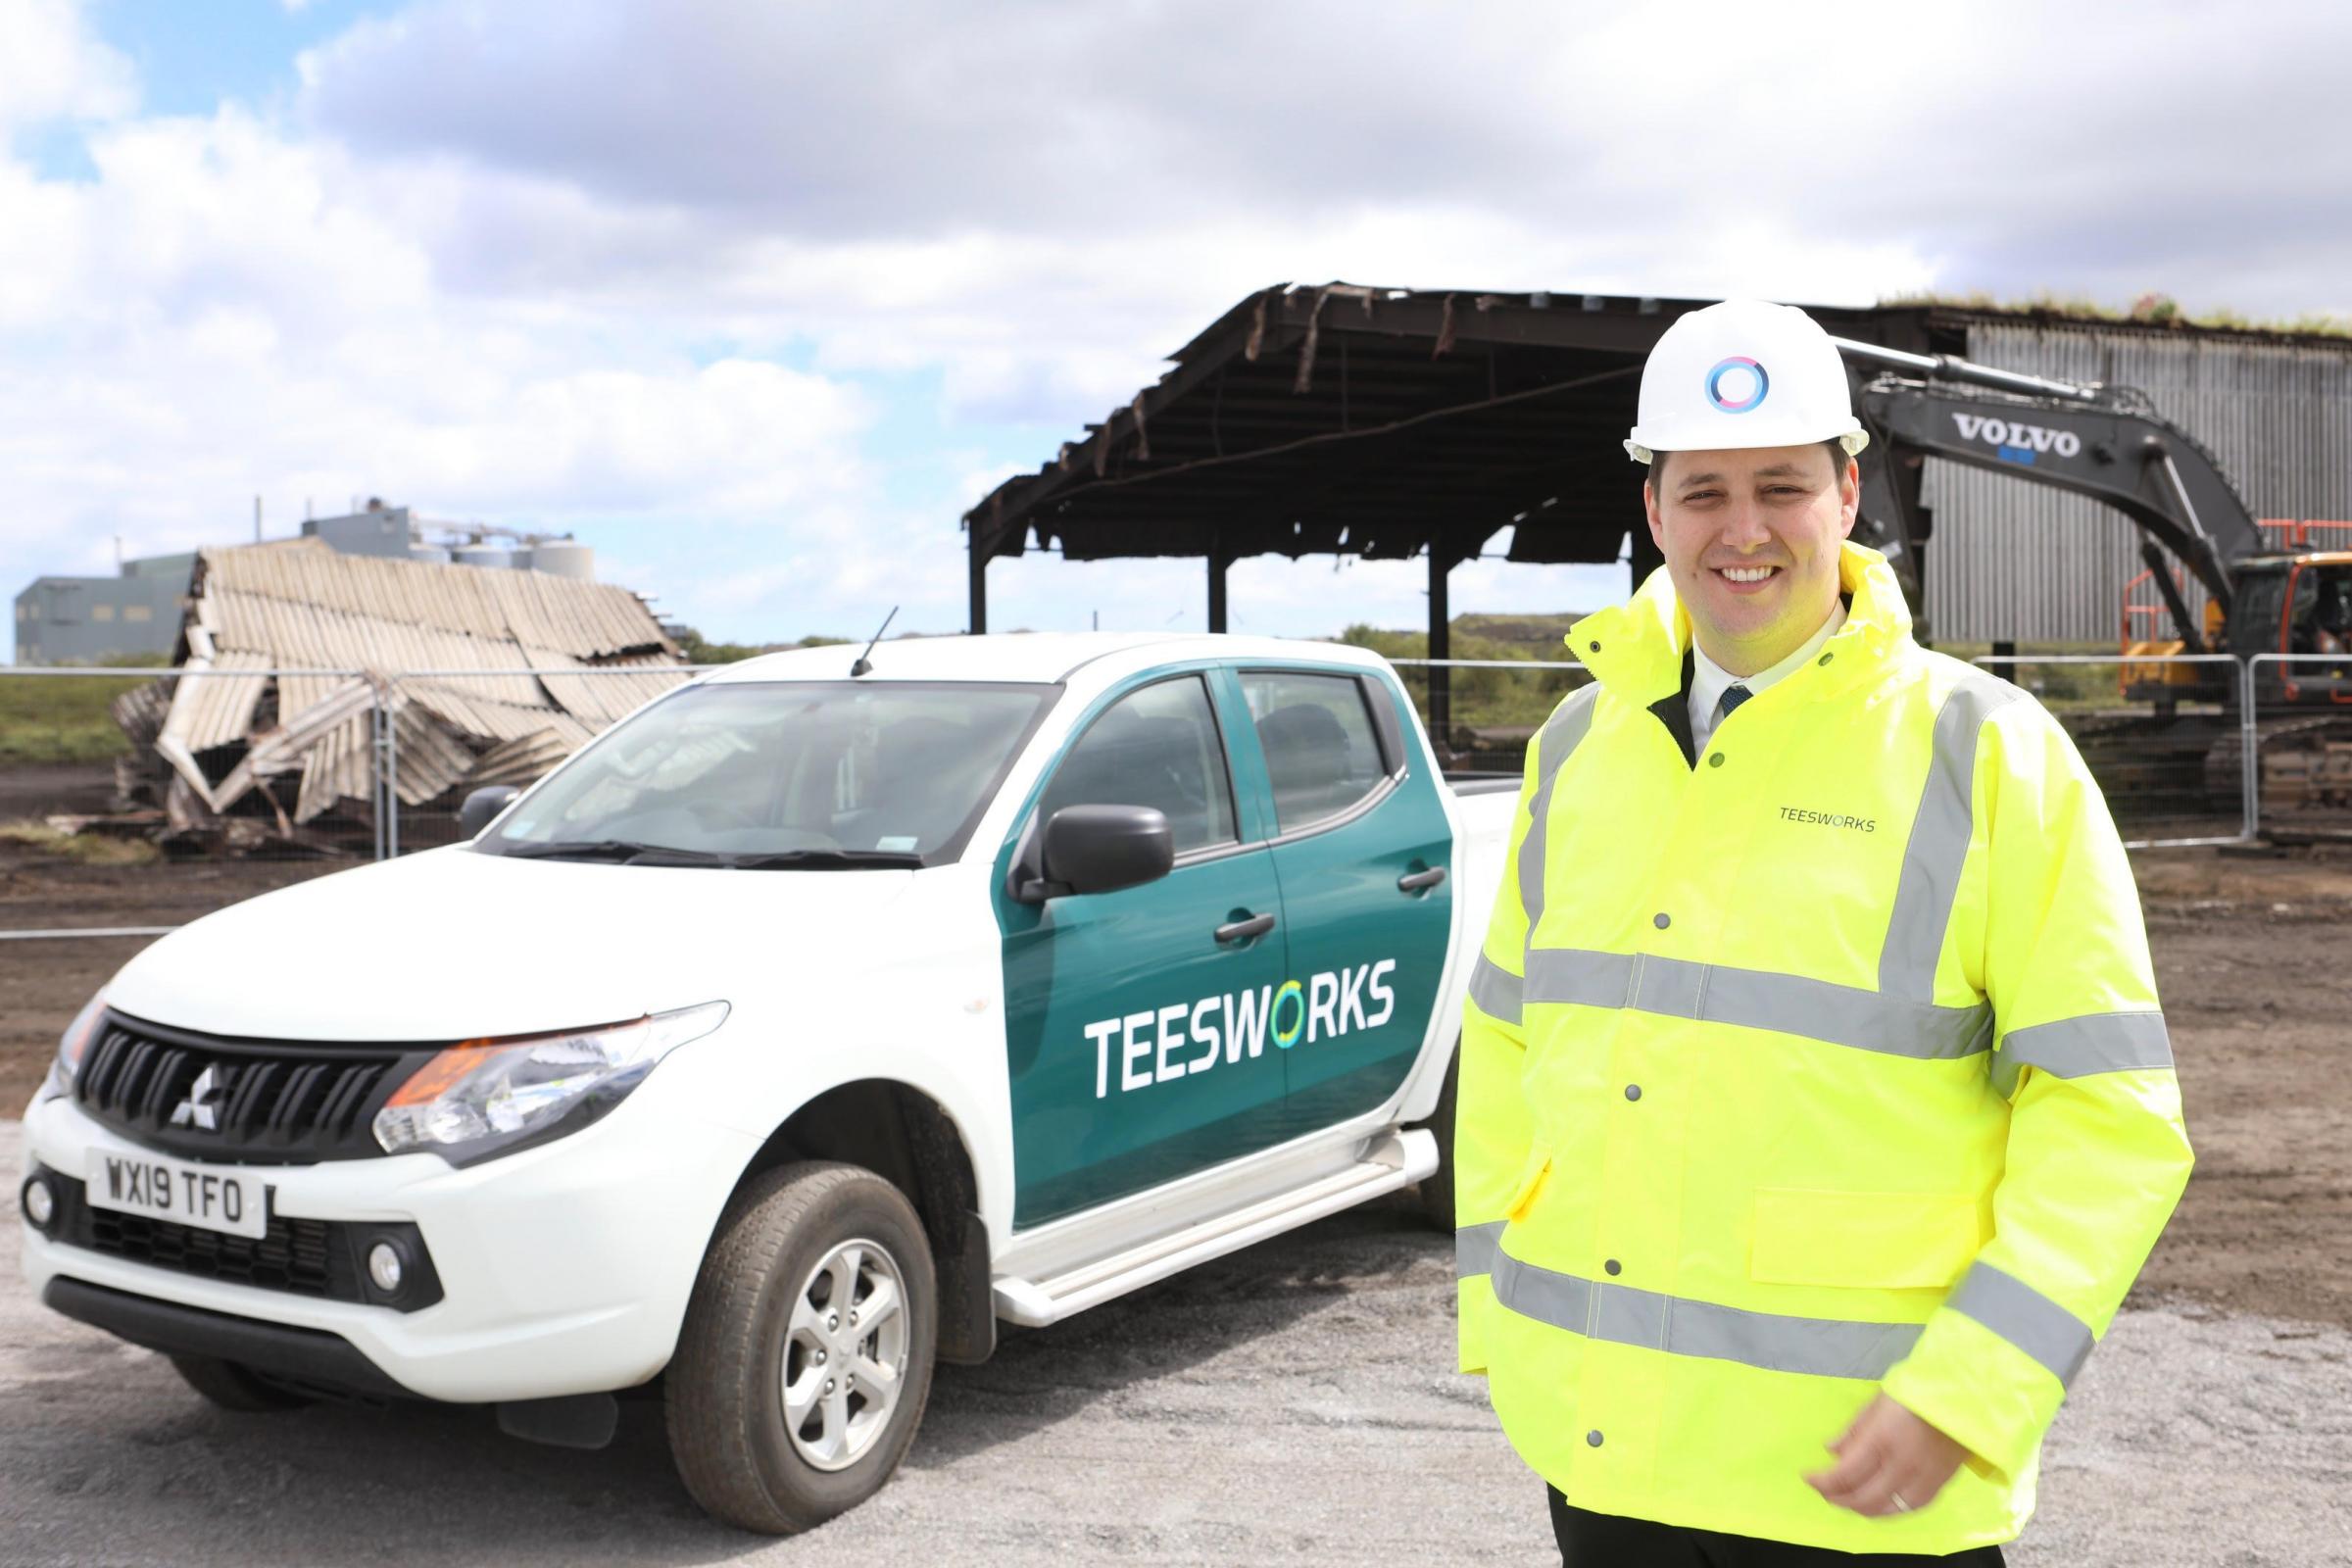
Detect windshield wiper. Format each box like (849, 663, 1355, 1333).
(499, 839, 729, 864)
(719, 849, 925, 870)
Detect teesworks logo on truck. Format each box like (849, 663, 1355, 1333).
(1087, 959, 1398, 1098)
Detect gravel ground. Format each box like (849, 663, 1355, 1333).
(5, 1121, 2347, 1568)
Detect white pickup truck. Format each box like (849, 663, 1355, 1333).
(18, 633, 1520, 1532)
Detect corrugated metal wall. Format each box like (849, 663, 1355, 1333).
(1921, 320, 2352, 643)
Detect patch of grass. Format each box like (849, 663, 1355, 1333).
(1936, 641, 2136, 710)
(0, 672, 146, 764)
(1335, 617, 1592, 732)
(0, 819, 159, 865)
(1881, 289, 2352, 341)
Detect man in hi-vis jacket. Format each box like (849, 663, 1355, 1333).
(1454, 299, 2191, 1564)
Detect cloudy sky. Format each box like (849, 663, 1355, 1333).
(5, 0, 2347, 660)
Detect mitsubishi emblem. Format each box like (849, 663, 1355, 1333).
(170, 1065, 225, 1132)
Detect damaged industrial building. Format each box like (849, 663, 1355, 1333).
(108, 538, 686, 853)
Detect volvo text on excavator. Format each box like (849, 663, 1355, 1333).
(1835, 337, 2352, 814)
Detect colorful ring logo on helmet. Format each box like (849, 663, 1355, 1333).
(1271, 980, 1306, 1049)
(1705, 356, 1769, 414)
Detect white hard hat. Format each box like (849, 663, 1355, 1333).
(1625, 298, 1869, 465)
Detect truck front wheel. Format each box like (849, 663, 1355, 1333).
(666, 1161, 938, 1534)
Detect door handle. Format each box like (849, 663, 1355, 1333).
(1396, 866, 1448, 893)
(1214, 911, 1277, 944)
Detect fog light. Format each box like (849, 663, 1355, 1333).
(367, 1241, 406, 1294)
(22, 1177, 56, 1231)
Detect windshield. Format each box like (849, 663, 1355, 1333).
(481, 681, 1053, 867)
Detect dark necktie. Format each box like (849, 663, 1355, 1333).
(1717, 683, 1751, 721)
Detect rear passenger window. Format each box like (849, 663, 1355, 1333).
(1241, 671, 1389, 834)
(1038, 676, 1238, 855)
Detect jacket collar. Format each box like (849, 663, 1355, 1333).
(1566, 541, 1912, 707)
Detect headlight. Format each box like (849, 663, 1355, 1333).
(372, 1002, 728, 1163)
(41, 992, 109, 1103)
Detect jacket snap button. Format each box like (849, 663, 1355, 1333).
(1653, 912, 1670, 929)
(1589, 640, 1601, 654)
(1707, 753, 1725, 768)
(1624, 1084, 1642, 1102)
(1587, 1430, 1604, 1447)
(1603, 1259, 1622, 1276)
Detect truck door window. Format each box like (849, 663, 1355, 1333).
(1240, 671, 1388, 834)
(1037, 676, 1237, 854)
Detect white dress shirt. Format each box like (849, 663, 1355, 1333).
(1689, 599, 1847, 755)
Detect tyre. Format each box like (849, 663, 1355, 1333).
(666, 1161, 937, 1534)
(169, 1353, 314, 1412)
(1414, 1044, 1460, 1231)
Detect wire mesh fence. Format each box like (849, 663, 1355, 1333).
(378, 666, 706, 857)
(1971, 653, 2253, 849)
(2248, 654, 2352, 844)
(5, 651, 2347, 941)
(0, 665, 387, 943)
(1387, 657, 1591, 775)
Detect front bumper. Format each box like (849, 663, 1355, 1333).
(19, 1089, 761, 1403)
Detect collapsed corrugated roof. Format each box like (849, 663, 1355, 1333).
(129, 538, 686, 838)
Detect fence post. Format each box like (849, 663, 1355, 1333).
(385, 677, 401, 858)
(2240, 657, 2260, 844)
(368, 678, 396, 862)
(368, 693, 383, 862)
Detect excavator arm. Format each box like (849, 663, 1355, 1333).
(1836, 338, 2269, 651)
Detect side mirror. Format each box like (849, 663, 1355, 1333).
(1013, 805, 1173, 902)
(458, 785, 520, 840)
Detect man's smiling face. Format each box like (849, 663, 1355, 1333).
(1643, 441, 1859, 675)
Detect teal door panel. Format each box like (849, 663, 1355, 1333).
(1233, 668, 1454, 1137)
(995, 670, 1295, 1230)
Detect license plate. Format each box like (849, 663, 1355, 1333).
(84, 1148, 270, 1240)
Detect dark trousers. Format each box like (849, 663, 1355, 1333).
(1550, 1489, 2007, 1566)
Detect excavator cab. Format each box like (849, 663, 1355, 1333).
(2270, 557, 2352, 696)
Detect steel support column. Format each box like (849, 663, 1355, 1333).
(1428, 546, 1453, 759)
(1207, 551, 1231, 633)
(1628, 522, 1663, 596)
(967, 530, 989, 635)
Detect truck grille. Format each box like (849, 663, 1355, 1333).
(90, 1193, 336, 1297)
(72, 1011, 429, 1164)
(37, 1170, 444, 1312)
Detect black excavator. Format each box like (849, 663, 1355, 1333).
(1834, 337, 2352, 812)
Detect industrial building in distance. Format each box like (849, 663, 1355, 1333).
(11, 499, 600, 664)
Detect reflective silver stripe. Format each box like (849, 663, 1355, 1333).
(1946, 1260, 2095, 1387)
(1457, 1220, 1507, 1280)
(1492, 1250, 1922, 1381)
(1522, 948, 1994, 1061)
(1880, 678, 2024, 1000)
(1518, 686, 1599, 946)
(2004, 1011, 2174, 1076)
(1467, 953, 1524, 1026)
(1991, 1010, 2174, 1097)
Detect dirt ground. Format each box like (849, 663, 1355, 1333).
(2128, 845, 2352, 1330)
(0, 839, 344, 1107)
(4, 827, 2350, 1332)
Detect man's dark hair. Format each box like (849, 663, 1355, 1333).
(1649, 439, 1852, 493)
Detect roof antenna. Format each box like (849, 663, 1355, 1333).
(850, 606, 900, 677)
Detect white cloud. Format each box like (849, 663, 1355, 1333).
(0, 103, 873, 620)
(0, 0, 135, 130)
(8, 0, 2352, 658)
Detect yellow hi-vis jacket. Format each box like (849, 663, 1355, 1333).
(1456, 543, 2192, 1554)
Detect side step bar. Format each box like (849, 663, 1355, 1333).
(991, 1128, 1438, 1328)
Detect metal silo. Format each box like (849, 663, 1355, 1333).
(521, 542, 595, 580)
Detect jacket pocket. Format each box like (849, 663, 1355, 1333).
(1503, 1145, 1554, 1223)
(1748, 1189, 1982, 1291)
